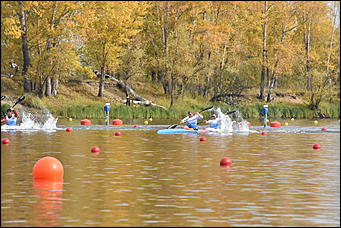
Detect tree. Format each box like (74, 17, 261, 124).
(79, 1, 147, 97)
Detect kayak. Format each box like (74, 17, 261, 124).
(157, 128, 220, 134)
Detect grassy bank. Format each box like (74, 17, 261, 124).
(2, 92, 339, 120)
(1, 78, 339, 120)
(41, 99, 340, 120)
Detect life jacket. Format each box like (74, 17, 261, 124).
(6, 116, 17, 126)
(208, 119, 220, 129)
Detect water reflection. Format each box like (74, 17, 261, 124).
(32, 179, 64, 227)
(1, 119, 339, 227)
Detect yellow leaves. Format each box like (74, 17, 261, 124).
(2, 18, 21, 39)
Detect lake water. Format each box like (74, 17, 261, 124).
(1, 117, 340, 227)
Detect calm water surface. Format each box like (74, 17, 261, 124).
(1, 119, 340, 227)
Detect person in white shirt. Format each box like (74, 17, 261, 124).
(204, 113, 221, 130)
(180, 111, 203, 129)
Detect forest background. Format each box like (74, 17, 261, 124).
(1, 1, 340, 120)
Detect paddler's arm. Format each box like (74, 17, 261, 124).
(12, 109, 19, 118)
(180, 116, 188, 124)
(195, 113, 203, 119)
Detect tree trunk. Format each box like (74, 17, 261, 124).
(266, 76, 276, 103)
(203, 76, 210, 97)
(24, 78, 31, 93)
(51, 78, 58, 96)
(38, 77, 46, 98)
(259, 1, 268, 100)
(151, 71, 156, 81)
(45, 76, 51, 96)
(305, 19, 312, 90)
(170, 73, 175, 108)
(31, 81, 36, 92)
(98, 66, 105, 97)
(162, 2, 169, 54)
(18, 1, 31, 93)
(98, 75, 105, 97)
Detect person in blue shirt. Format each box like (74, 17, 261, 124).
(204, 113, 221, 130)
(1, 108, 19, 126)
(180, 111, 203, 129)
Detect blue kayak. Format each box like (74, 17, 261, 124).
(157, 128, 219, 134)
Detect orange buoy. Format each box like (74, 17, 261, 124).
(261, 132, 267, 135)
(321, 128, 327, 131)
(313, 144, 321, 149)
(33, 157, 64, 179)
(220, 157, 232, 166)
(200, 136, 206, 142)
(66, 127, 72, 132)
(270, 121, 281, 128)
(91, 146, 100, 153)
(133, 125, 138, 128)
(114, 131, 121, 136)
(80, 119, 91, 125)
(2, 138, 10, 144)
(112, 119, 123, 125)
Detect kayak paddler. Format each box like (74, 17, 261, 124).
(204, 113, 221, 130)
(180, 111, 203, 130)
(1, 108, 19, 126)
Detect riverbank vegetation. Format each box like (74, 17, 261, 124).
(1, 1, 340, 120)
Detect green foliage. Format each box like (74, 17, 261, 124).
(20, 94, 45, 109)
(50, 104, 180, 119)
(1, 104, 11, 118)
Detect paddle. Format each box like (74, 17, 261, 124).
(11, 95, 25, 108)
(167, 106, 214, 129)
(1, 96, 5, 101)
(226, 110, 237, 115)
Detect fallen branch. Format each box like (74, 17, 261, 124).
(109, 75, 167, 110)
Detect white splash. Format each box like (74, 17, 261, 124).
(1, 111, 58, 130)
(210, 108, 250, 133)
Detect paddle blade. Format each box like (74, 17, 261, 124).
(167, 124, 178, 129)
(199, 106, 214, 113)
(1, 96, 5, 101)
(226, 110, 237, 115)
(12, 95, 25, 108)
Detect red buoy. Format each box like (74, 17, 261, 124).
(80, 119, 91, 125)
(321, 128, 327, 131)
(133, 125, 139, 128)
(200, 136, 206, 142)
(220, 157, 232, 166)
(313, 144, 321, 149)
(91, 146, 100, 153)
(2, 138, 10, 144)
(270, 121, 281, 128)
(112, 119, 123, 125)
(66, 128, 72, 132)
(261, 132, 267, 135)
(33, 157, 64, 179)
(114, 131, 121, 136)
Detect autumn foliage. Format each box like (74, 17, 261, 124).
(1, 1, 339, 110)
